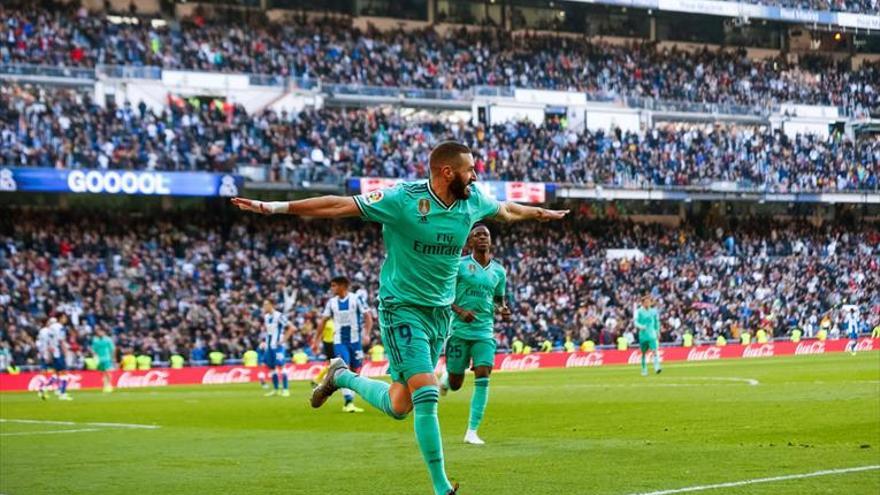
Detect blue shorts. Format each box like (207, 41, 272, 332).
(263, 347, 286, 368)
(848, 331, 859, 340)
(334, 342, 363, 371)
(51, 356, 66, 371)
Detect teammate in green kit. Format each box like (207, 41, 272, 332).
(91, 328, 116, 392)
(634, 295, 662, 376)
(232, 141, 568, 495)
(438, 224, 508, 445)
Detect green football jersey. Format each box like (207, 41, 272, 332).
(354, 181, 500, 307)
(635, 307, 660, 341)
(451, 256, 507, 339)
(91, 335, 115, 361)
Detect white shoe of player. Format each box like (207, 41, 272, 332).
(439, 370, 449, 396)
(464, 429, 485, 445)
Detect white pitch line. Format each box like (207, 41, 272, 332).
(496, 376, 760, 390)
(676, 377, 760, 386)
(0, 428, 100, 437)
(628, 465, 880, 495)
(0, 419, 159, 429)
(80, 421, 160, 430)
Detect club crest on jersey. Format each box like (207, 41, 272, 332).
(365, 190, 384, 204)
(418, 198, 430, 222)
(468, 263, 477, 273)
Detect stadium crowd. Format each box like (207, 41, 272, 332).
(2, 84, 878, 191)
(1, 208, 877, 369)
(1, 2, 877, 113)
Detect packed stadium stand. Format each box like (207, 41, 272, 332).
(1, 4, 877, 111)
(1, 207, 878, 368)
(2, 84, 878, 191)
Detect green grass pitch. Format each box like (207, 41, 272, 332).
(2, 353, 878, 495)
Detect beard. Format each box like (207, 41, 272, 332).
(450, 175, 470, 200)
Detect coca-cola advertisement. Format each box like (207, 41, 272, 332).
(742, 344, 776, 358)
(116, 370, 171, 388)
(498, 354, 544, 371)
(1, 338, 875, 392)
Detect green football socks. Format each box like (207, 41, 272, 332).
(335, 370, 407, 420)
(468, 377, 490, 431)
(412, 385, 453, 495)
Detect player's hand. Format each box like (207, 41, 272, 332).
(231, 197, 270, 214)
(459, 310, 476, 323)
(499, 306, 512, 322)
(537, 208, 569, 222)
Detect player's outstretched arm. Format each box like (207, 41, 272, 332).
(493, 201, 569, 223)
(231, 196, 360, 218)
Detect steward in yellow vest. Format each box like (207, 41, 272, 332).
(369, 344, 385, 362)
(243, 350, 259, 367)
(209, 351, 224, 366)
(121, 354, 137, 371)
(136, 354, 152, 370)
(511, 338, 524, 354)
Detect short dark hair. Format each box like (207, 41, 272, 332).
(471, 223, 490, 233)
(330, 276, 350, 286)
(429, 141, 471, 172)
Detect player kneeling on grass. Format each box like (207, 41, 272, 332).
(316, 276, 373, 413)
(634, 295, 662, 376)
(260, 300, 296, 397)
(439, 224, 510, 445)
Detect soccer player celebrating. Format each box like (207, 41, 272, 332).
(634, 295, 662, 376)
(439, 224, 510, 445)
(232, 141, 568, 495)
(316, 276, 373, 413)
(260, 299, 296, 397)
(91, 328, 116, 393)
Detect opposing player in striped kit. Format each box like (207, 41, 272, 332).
(261, 299, 296, 397)
(317, 276, 373, 413)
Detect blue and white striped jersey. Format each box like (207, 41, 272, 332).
(323, 294, 369, 345)
(263, 310, 289, 349)
(845, 312, 861, 335)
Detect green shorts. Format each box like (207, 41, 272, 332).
(380, 302, 453, 384)
(639, 339, 658, 353)
(97, 359, 113, 372)
(445, 335, 496, 375)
